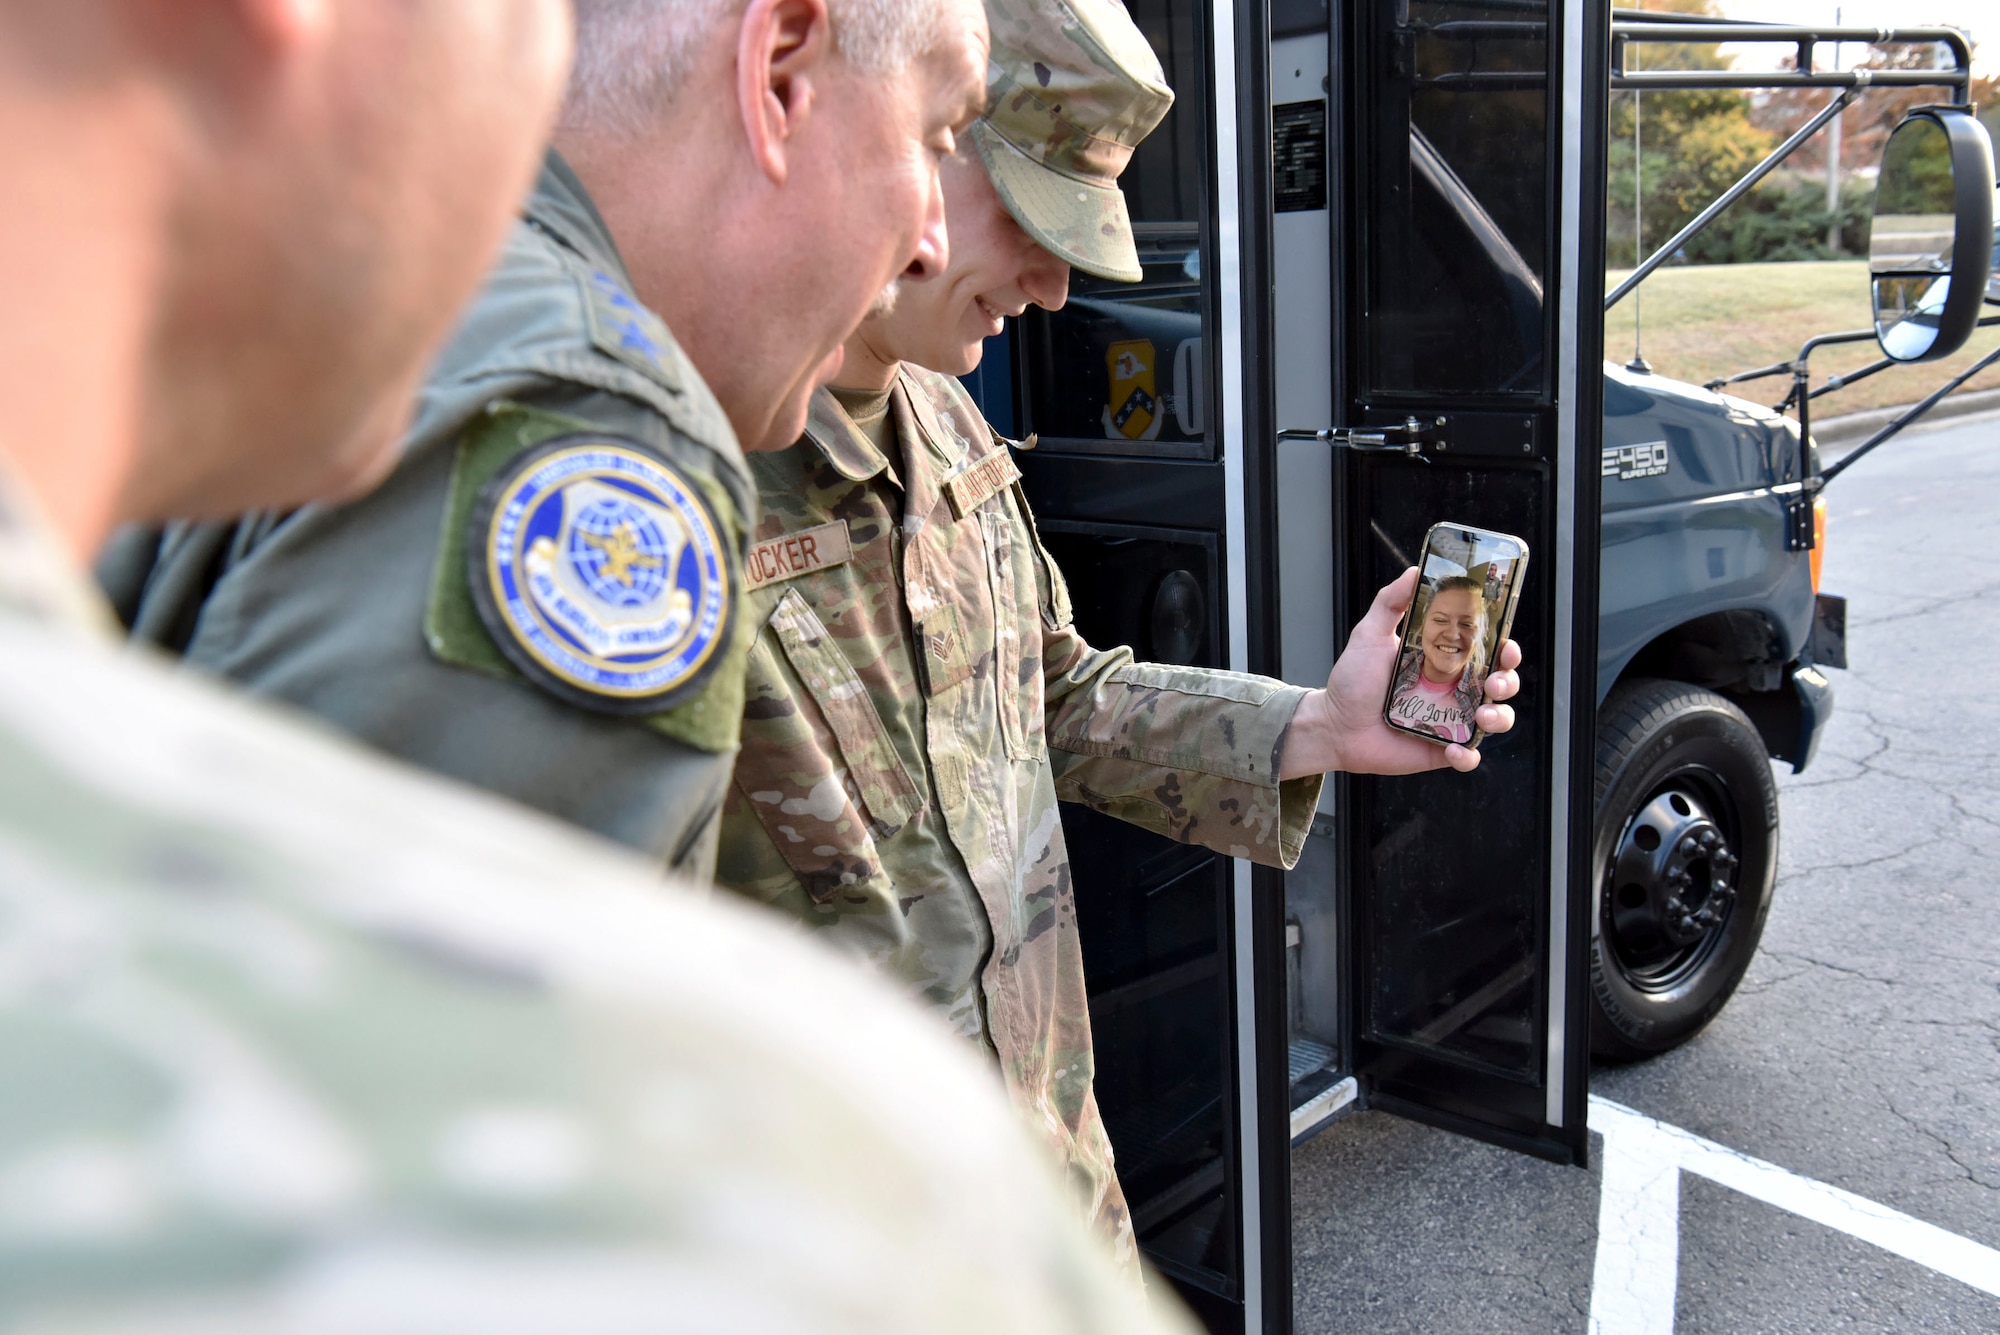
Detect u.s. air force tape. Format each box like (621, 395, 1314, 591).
(467, 434, 734, 715)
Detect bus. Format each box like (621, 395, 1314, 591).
(958, 4, 1994, 1329)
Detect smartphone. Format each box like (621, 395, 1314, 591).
(1382, 522, 1530, 749)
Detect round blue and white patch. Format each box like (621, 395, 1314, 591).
(468, 436, 733, 714)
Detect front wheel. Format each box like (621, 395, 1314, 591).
(1590, 679, 1779, 1061)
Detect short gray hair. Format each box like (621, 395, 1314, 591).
(564, 0, 948, 137)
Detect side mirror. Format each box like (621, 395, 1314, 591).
(1869, 108, 1995, 363)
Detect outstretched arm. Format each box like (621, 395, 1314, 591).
(1279, 567, 1523, 780)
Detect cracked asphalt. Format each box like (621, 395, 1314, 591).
(1287, 412, 2000, 1333)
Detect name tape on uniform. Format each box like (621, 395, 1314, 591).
(745, 521, 852, 591)
(943, 450, 1023, 520)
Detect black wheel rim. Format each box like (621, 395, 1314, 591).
(1602, 766, 1743, 993)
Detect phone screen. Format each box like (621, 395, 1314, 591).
(1382, 523, 1529, 748)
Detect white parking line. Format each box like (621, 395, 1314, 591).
(1586, 1096, 2000, 1334)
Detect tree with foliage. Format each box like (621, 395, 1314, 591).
(1754, 44, 1997, 184)
(1606, 0, 1778, 266)
(1608, 12, 1991, 269)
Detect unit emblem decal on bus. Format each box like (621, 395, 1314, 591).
(1603, 441, 1671, 481)
(1104, 338, 1161, 441)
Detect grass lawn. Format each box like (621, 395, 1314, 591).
(1603, 260, 2000, 419)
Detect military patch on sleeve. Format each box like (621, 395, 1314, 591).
(467, 434, 734, 715)
(942, 449, 1023, 520)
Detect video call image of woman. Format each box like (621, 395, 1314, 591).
(1387, 574, 1493, 744)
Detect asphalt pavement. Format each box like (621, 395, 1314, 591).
(1288, 411, 2000, 1333)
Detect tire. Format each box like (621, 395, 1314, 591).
(1590, 678, 1778, 1061)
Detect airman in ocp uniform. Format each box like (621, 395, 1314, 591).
(0, 2, 1193, 1327)
(100, 0, 991, 876)
(713, 0, 1526, 1264)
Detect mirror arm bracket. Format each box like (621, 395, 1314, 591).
(1819, 342, 2000, 488)
(1783, 347, 1823, 552)
(1611, 22, 1971, 96)
(1703, 359, 1792, 393)
(1775, 328, 1879, 548)
(1807, 357, 1896, 402)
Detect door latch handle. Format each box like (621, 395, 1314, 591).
(1277, 415, 1445, 459)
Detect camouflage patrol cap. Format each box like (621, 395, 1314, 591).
(973, 0, 1175, 283)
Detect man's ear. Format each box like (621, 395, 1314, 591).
(738, 0, 833, 186)
(227, 0, 330, 55)
(151, 0, 326, 108)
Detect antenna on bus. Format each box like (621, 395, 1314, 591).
(1826, 6, 1843, 256)
(1628, 41, 1652, 374)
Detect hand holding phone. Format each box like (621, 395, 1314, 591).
(1276, 557, 1523, 779)
(1381, 523, 1529, 750)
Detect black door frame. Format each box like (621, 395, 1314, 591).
(1322, 0, 1606, 1170)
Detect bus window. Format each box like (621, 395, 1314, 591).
(1016, 0, 1214, 457)
(1363, 0, 1550, 397)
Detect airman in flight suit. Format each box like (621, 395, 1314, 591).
(99, 0, 991, 878)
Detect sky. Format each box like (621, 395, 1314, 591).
(1712, 2, 1996, 79)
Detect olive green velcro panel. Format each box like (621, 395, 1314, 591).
(423, 400, 750, 755)
(422, 401, 572, 684)
(643, 614, 750, 755)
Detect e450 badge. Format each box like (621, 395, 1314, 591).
(469, 435, 734, 715)
(1602, 440, 1670, 481)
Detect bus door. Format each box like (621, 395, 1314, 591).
(968, 0, 1606, 1329)
(1305, 0, 1606, 1173)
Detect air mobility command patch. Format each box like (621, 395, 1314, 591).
(466, 433, 733, 715)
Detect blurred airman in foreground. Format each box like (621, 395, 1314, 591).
(105, 0, 990, 879)
(0, 2, 1190, 1328)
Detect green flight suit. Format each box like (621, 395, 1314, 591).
(716, 370, 1324, 1265)
(0, 470, 1196, 1333)
(98, 153, 753, 874)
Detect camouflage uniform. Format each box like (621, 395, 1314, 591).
(99, 153, 754, 876)
(716, 373, 1324, 1262)
(0, 473, 1195, 1333)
